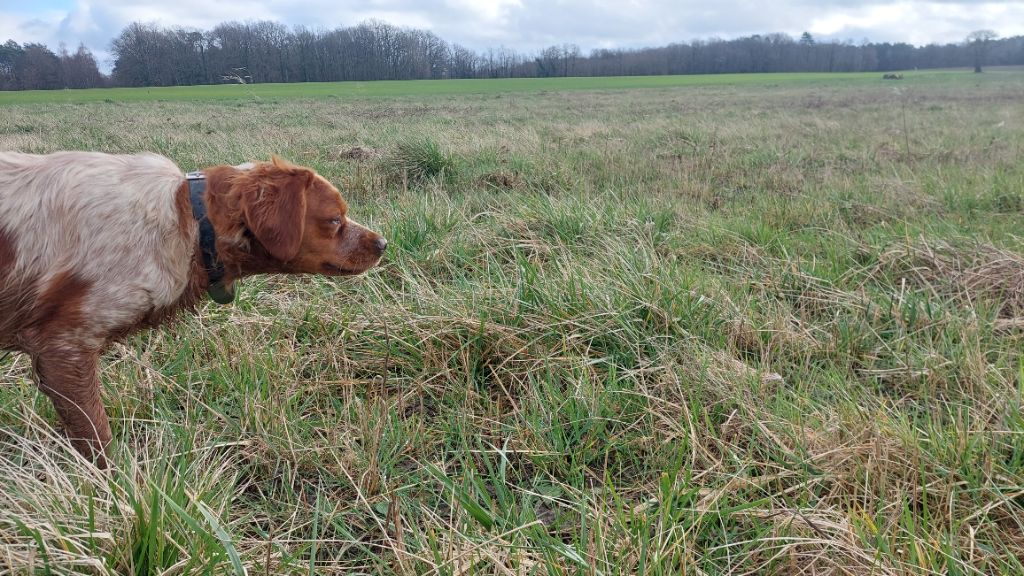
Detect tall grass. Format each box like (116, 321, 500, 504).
(1, 71, 1023, 573)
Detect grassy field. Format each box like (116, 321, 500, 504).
(0, 70, 990, 106)
(1, 70, 1023, 574)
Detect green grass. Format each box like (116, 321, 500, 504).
(1, 70, 1024, 574)
(0, 69, 1008, 105)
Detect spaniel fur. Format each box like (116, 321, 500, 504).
(0, 151, 386, 466)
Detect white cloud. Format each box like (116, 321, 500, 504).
(807, 1, 1024, 45)
(444, 0, 522, 24)
(809, 4, 913, 36)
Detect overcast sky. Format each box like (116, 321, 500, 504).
(2, 0, 1023, 71)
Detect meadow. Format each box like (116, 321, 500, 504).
(0, 69, 1023, 574)
(0, 71, 974, 105)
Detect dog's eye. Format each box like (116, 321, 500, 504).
(327, 217, 342, 226)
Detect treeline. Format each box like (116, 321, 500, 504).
(105, 22, 1024, 85)
(2, 20, 1023, 90)
(0, 41, 105, 90)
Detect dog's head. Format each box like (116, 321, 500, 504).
(209, 156, 386, 277)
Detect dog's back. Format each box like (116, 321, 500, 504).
(0, 151, 195, 349)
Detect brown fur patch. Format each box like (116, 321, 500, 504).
(0, 227, 19, 342)
(0, 227, 14, 278)
(169, 176, 206, 310)
(239, 162, 313, 261)
(175, 180, 193, 237)
(32, 350, 110, 467)
(204, 161, 320, 277)
(28, 271, 91, 342)
(307, 177, 349, 218)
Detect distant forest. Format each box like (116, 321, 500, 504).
(2, 20, 1022, 91)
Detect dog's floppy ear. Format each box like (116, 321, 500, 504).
(241, 157, 315, 262)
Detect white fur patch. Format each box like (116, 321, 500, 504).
(0, 151, 195, 337)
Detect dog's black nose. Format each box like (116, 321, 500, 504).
(375, 237, 388, 253)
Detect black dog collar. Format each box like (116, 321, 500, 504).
(187, 172, 235, 304)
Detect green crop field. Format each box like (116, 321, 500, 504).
(1, 70, 1023, 574)
(0, 69, 989, 105)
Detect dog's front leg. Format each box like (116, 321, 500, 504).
(32, 350, 111, 468)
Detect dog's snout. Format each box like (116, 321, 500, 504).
(374, 237, 388, 253)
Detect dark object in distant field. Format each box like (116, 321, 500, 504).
(882, 73, 904, 80)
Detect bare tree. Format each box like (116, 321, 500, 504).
(966, 29, 998, 73)
(59, 43, 103, 88)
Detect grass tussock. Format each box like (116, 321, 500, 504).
(2, 71, 1024, 574)
(880, 238, 1024, 318)
(382, 138, 458, 187)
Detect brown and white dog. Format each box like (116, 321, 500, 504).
(0, 151, 387, 466)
